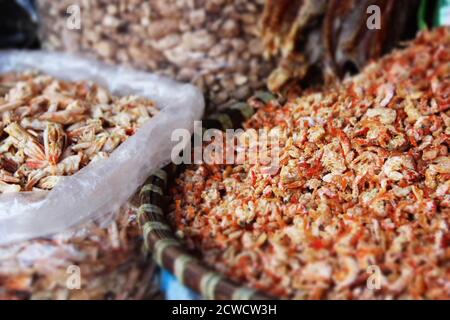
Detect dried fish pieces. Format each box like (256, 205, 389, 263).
(0, 71, 159, 193)
(171, 28, 450, 299)
(262, 0, 421, 91)
(0, 195, 159, 300)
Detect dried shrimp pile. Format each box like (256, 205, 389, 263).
(0, 71, 158, 192)
(171, 28, 450, 299)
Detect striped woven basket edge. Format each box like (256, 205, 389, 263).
(138, 93, 277, 300)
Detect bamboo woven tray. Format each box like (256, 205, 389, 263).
(138, 94, 276, 300)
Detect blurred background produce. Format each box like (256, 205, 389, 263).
(37, 0, 275, 113)
(262, 0, 421, 92)
(36, 0, 441, 110)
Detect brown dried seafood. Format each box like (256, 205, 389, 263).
(262, 0, 420, 92)
(37, 0, 275, 112)
(171, 28, 450, 299)
(0, 71, 158, 192)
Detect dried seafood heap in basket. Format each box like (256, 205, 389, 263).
(262, 0, 420, 92)
(171, 28, 450, 299)
(0, 72, 158, 192)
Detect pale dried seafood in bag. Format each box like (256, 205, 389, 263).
(0, 50, 204, 299)
(0, 71, 159, 192)
(0, 73, 159, 299)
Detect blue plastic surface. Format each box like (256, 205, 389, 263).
(161, 269, 200, 300)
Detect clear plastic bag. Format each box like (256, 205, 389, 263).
(0, 50, 204, 245)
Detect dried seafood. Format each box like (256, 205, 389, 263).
(0, 71, 159, 192)
(262, 0, 420, 92)
(37, 0, 275, 112)
(0, 71, 161, 300)
(0, 194, 159, 300)
(171, 28, 450, 299)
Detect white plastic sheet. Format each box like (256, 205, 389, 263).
(0, 51, 204, 245)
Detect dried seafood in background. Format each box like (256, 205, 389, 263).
(171, 28, 450, 299)
(0, 71, 162, 300)
(0, 71, 159, 192)
(262, 0, 421, 92)
(37, 0, 275, 113)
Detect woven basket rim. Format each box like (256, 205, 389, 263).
(138, 96, 277, 300)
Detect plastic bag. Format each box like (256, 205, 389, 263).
(0, 0, 39, 49)
(0, 50, 204, 245)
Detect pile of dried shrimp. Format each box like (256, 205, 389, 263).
(171, 28, 450, 299)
